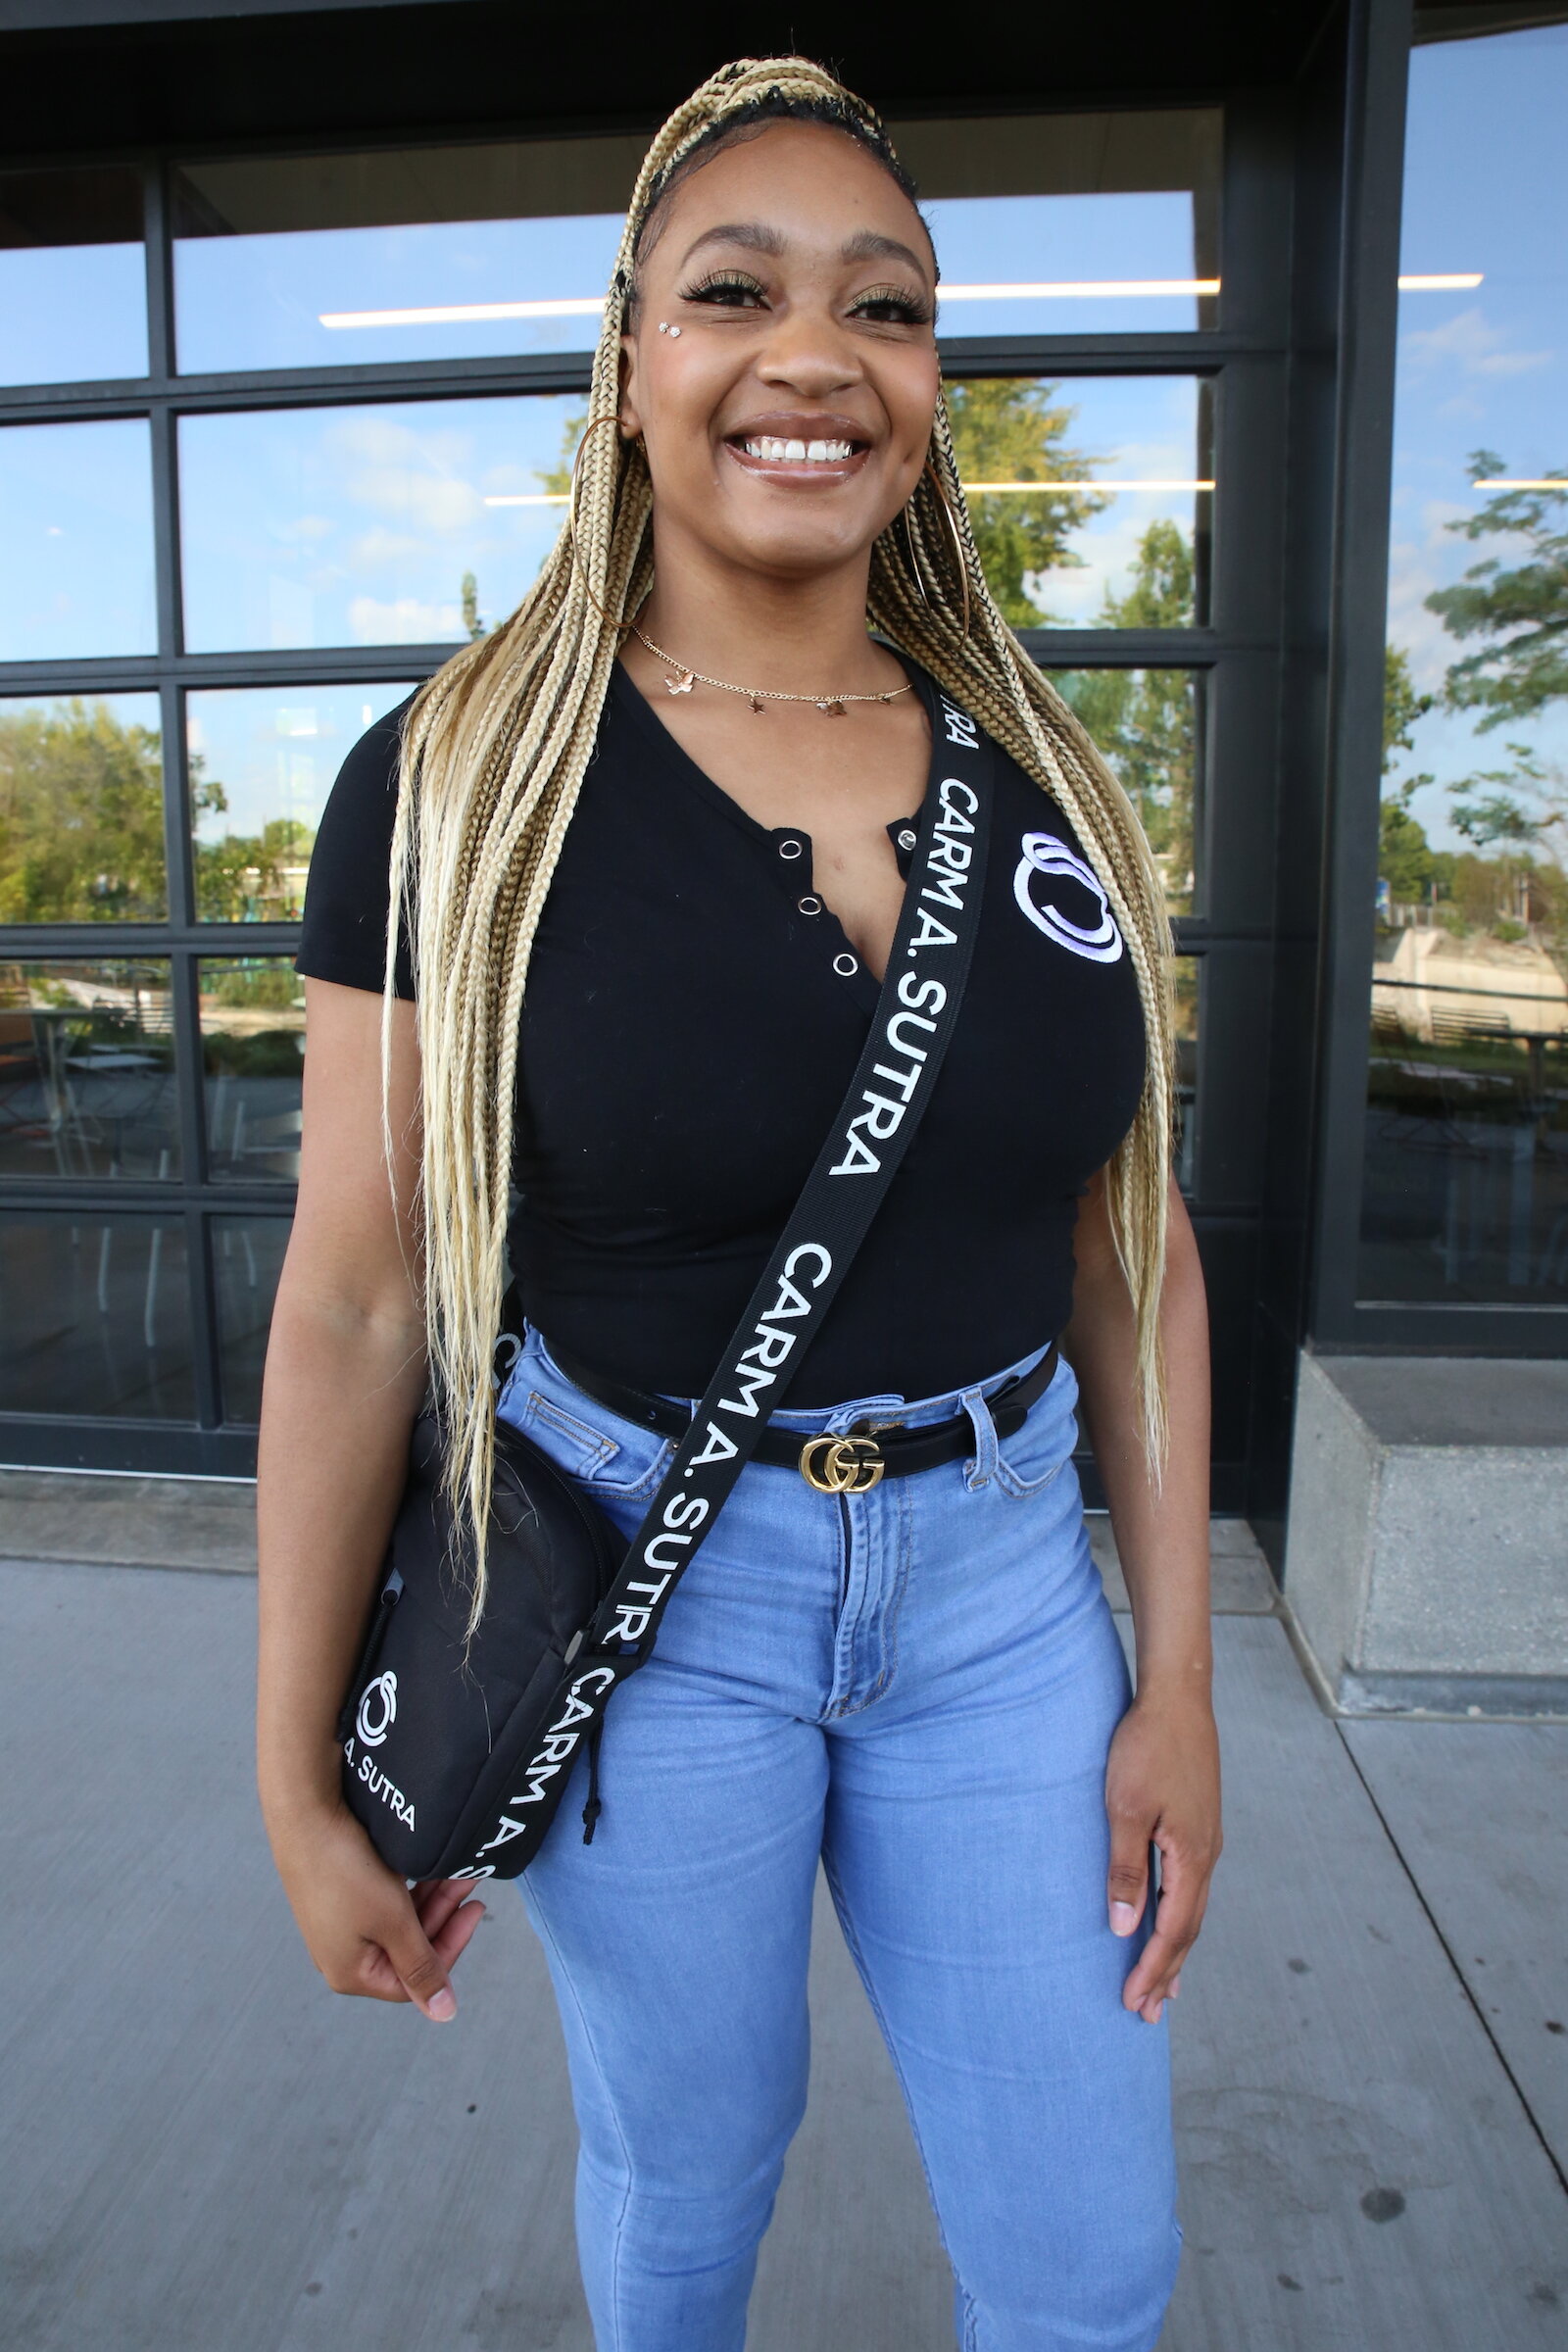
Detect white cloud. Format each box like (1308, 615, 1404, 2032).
(1399, 306, 1552, 379)
(349, 595, 463, 644)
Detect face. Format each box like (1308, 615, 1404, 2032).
(619, 122, 941, 585)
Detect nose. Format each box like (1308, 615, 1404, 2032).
(753, 299, 865, 399)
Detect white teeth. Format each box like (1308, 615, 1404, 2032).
(742, 435, 855, 465)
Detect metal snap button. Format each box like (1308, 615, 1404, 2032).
(833, 953, 858, 976)
(778, 837, 804, 859)
(897, 827, 917, 851)
(798, 894, 822, 915)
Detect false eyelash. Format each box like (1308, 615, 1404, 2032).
(851, 285, 935, 326)
(679, 270, 769, 306)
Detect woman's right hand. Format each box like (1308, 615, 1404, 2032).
(268, 1795, 487, 2021)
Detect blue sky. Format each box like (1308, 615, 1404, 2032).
(1383, 24, 1568, 854)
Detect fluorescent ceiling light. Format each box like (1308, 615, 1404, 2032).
(484, 493, 569, 506)
(1397, 273, 1484, 290)
(965, 479, 1214, 493)
(941, 278, 1219, 300)
(1473, 477, 1565, 490)
(320, 298, 604, 328)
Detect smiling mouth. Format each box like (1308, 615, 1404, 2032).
(725, 422, 870, 476)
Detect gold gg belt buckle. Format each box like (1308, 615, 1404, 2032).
(799, 1423, 895, 1495)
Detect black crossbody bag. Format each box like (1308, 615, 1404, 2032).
(339, 691, 994, 1883)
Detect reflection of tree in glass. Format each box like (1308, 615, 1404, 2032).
(0, 700, 166, 922)
(1429, 456, 1567, 729)
(1422, 457, 1568, 957)
(945, 380, 1110, 627)
(196, 791, 318, 924)
(1052, 521, 1197, 912)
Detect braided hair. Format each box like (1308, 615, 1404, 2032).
(391, 57, 1177, 1629)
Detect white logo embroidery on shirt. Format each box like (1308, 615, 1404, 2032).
(1012, 832, 1124, 963)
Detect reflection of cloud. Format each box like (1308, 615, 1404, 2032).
(1400, 306, 1551, 378)
(1035, 434, 1195, 621)
(285, 514, 335, 544)
(349, 594, 463, 644)
(1388, 494, 1529, 693)
(348, 527, 429, 570)
(324, 414, 485, 535)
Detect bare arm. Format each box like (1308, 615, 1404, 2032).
(1062, 1170, 1221, 2024)
(256, 978, 485, 2018)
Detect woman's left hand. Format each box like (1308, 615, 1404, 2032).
(1103, 1687, 1222, 2023)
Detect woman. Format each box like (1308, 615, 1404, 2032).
(259, 56, 1220, 2352)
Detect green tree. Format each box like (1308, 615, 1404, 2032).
(944, 380, 1111, 627)
(0, 699, 167, 922)
(1052, 521, 1198, 904)
(1426, 452, 1568, 727)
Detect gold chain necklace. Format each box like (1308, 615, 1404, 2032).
(630, 624, 913, 717)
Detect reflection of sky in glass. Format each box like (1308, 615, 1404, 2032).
(1384, 24, 1568, 852)
(929, 194, 1202, 336)
(982, 375, 1204, 625)
(178, 398, 581, 651)
(0, 419, 157, 660)
(188, 680, 415, 855)
(0, 245, 148, 387)
(175, 214, 623, 372)
(170, 190, 1200, 374)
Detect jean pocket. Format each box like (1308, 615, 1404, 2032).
(990, 1379, 1079, 1500)
(504, 1376, 676, 1500)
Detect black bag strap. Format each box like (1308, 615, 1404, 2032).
(463, 686, 992, 1874)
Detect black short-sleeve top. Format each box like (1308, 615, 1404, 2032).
(297, 659, 1146, 1406)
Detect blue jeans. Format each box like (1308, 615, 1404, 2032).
(498, 1329, 1180, 2352)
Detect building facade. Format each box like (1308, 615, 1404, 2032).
(1, 1, 1563, 1662)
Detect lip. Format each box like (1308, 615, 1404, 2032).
(721, 412, 874, 485)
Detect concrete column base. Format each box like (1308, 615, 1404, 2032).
(1283, 1350, 1568, 1716)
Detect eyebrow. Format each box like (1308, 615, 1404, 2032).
(678, 220, 934, 282)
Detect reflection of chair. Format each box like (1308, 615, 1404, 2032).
(228, 1102, 303, 1181)
(96, 1122, 173, 1348)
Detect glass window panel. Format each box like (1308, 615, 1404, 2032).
(0, 959, 178, 1183)
(0, 693, 166, 923)
(187, 682, 414, 920)
(1361, 18, 1568, 1302)
(0, 166, 147, 387)
(946, 375, 1211, 628)
(200, 959, 303, 1184)
(212, 1215, 289, 1422)
(169, 113, 1218, 376)
(1046, 667, 1202, 915)
(178, 398, 582, 652)
(171, 135, 646, 372)
(0, 1212, 193, 1419)
(897, 111, 1220, 336)
(0, 419, 157, 662)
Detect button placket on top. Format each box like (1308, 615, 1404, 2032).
(765, 825, 885, 1006)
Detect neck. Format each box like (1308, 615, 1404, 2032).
(635, 526, 894, 694)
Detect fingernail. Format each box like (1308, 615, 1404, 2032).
(1149, 2000, 1164, 2025)
(1169, 1972, 1182, 1998)
(427, 1987, 457, 2023)
(1110, 1901, 1140, 1935)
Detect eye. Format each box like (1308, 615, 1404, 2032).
(680, 270, 769, 310)
(850, 285, 933, 327)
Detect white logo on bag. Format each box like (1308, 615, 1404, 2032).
(1013, 832, 1124, 962)
(356, 1670, 398, 1747)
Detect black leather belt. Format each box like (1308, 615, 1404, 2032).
(544, 1340, 1060, 1495)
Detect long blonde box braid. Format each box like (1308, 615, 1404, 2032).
(388, 58, 1176, 1633)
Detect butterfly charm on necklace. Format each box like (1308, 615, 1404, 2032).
(662, 667, 696, 696)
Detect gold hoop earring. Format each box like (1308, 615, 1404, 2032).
(923, 459, 971, 640)
(568, 415, 632, 628)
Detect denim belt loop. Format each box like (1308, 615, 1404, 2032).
(959, 1385, 1000, 1491)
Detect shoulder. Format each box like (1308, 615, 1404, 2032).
(296, 694, 418, 1000)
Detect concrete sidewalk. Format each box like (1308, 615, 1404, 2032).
(1, 1536, 1563, 2350)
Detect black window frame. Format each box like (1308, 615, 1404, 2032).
(0, 95, 1309, 1491)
